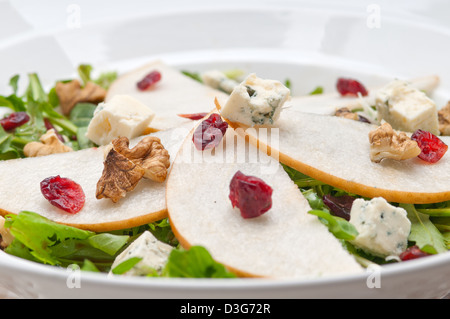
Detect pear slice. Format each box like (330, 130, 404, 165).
(0, 125, 193, 232)
(233, 108, 450, 204)
(106, 60, 229, 132)
(166, 121, 363, 278)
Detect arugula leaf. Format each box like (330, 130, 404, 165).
(181, 70, 203, 83)
(47, 87, 59, 107)
(163, 246, 236, 278)
(308, 210, 358, 241)
(0, 127, 15, 157)
(4, 211, 129, 267)
(69, 102, 97, 127)
(81, 259, 101, 272)
(78, 64, 117, 89)
(5, 211, 93, 265)
(302, 189, 326, 210)
(78, 64, 93, 86)
(430, 217, 450, 232)
(148, 218, 179, 246)
(401, 204, 447, 254)
(443, 232, 450, 250)
(5, 94, 26, 112)
(26, 73, 47, 103)
(0, 96, 14, 110)
(9, 75, 19, 95)
(309, 86, 324, 95)
(94, 71, 118, 90)
(88, 233, 129, 256)
(284, 79, 291, 89)
(111, 257, 143, 275)
(416, 206, 450, 217)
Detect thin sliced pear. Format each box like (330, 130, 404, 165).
(234, 109, 450, 204)
(106, 60, 229, 131)
(166, 123, 363, 278)
(0, 125, 192, 232)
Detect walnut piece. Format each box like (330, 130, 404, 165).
(335, 107, 359, 121)
(438, 102, 450, 136)
(55, 80, 106, 115)
(112, 136, 170, 182)
(23, 129, 73, 157)
(369, 122, 421, 163)
(96, 136, 170, 202)
(96, 148, 145, 203)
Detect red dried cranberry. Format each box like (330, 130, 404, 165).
(178, 112, 209, 121)
(411, 129, 448, 163)
(192, 113, 228, 150)
(323, 194, 355, 221)
(399, 245, 431, 261)
(0, 112, 30, 131)
(137, 70, 161, 91)
(44, 118, 65, 142)
(336, 78, 368, 97)
(229, 171, 273, 219)
(40, 176, 85, 214)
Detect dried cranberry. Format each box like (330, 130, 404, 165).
(136, 70, 161, 91)
(399, 245, 431, 261)
(178, 112, 209, 121)
(192, 113, 228, 150)
(411, 129, 448, 163)
(229, 171, 273, 219)
(44, 118, 65, 142)
(40, 176, 85, 214)
(0, 112, 30, 131)
(323, 194, 355, 221)
(336, 78, 368, 97)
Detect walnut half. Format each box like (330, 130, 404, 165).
(96, 136, 170, 203)
(112, 136, 170, 182)
(55, 80, 106, 115)
(23, 129, 73, 157)
(369, 122, 421, 163)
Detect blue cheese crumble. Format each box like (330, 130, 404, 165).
(86, 94, 155, 146)
(375, 80, 439, 135)
(220, 74, 290, 126)
(109, 231, 173, 276)
(349, 197, 411, 258)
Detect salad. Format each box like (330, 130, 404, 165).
(0, 62, 449, 279)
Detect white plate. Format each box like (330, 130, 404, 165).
(1, 0, 450, 299)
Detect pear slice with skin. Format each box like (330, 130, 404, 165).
(0, 125, 193, 232)
(230, 108, 450, 204)
(166, 119, 364, 278)
(106, 60, 229, 132)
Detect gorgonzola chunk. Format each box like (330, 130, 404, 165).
(349, 197, 411, 258)
(86, 94, 155, 146)
(110, 230, 173, 276)
(375, 80, 439, 135)
(220, 74, 290, 126)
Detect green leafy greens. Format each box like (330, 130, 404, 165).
(4, 211, 128, 269)
(163, 246, 236, 278)
(0, 64, 117, 160)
